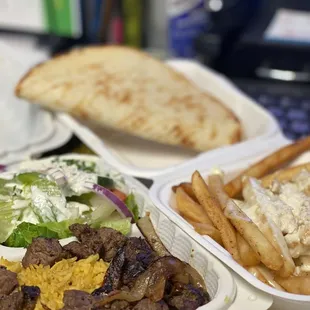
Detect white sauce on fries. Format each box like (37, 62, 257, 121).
(241, 171, 310, 271)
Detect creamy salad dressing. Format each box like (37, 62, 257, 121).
(48, 164, 98, 197)
(0, 159, 110, 243)
(0, 157, 137, 247)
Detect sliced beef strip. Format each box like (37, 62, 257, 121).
(122, 238, 157, 287)
(92, 246, 126, 296)
(93, 237, 157, 296)
(21, 286, 40, 310)
(132, 299, 168, 310)
(0, 267, 18, 296)
(63, 242, 97, 260)
(69, 224, 126, 262)
(22, 237, 64, 268)
(0, 292, 23, 310)
(166, 283, 209, 310)
(62, 290, 93, 310)
(124, 238, 156, 267)
(97, 227, 126, 262)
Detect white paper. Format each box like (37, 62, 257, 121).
(0, 0, 45, 32)
(265, 9, 310, 43)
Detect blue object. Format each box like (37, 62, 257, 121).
(238, 82, 310, 141)
(167, 0, 209, 58)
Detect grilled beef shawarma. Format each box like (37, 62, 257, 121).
(63, 241, 97, 260)
(62, 290, 94, 310)
(22, 237, 64, 268)
(21, 286, 41, 310)
(0, 266, 18, 296)
(5, 216, 209, 310)
(0, 286, 40, 310)
(69, 224, 126, 262)
(0, 291, 24, 310)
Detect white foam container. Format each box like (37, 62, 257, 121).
(58, 58, 281, 179)
(149, 136, 310, 310)
(1, 154, 272, 310)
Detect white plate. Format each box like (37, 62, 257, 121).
(0, 41, 56, 153)
(59, 59, 281, 179)
(0, 116, 72, 165)
(2, 154, 272, 310)
(150, 137, 310, 310)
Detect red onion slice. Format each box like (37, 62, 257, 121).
(86, 183, 134, 222)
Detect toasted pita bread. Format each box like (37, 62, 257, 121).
(16, 46, 241, 151)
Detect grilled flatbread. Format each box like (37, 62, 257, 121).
(16, 46, 241, 151)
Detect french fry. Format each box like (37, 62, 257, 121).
(225, 136, 310, 197)
(175, 187, 212, 225)
(184, 217, 223, 246)
(247, 266, 285, 291)
(208, 174, 283, 271)
(255, 265, 286, 291)
(243, 178, 295, 277)
(247, 266, 269, 285)
(261, 163, 310, 188)
(172, 182, 198, 202)
(275, 275, 310, 295)
(191, 171, 242, 264)
(236, 232, 260, 267)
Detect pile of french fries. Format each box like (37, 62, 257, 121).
(172, 136, 310, 295)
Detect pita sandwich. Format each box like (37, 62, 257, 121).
(16, 46, 241, 152)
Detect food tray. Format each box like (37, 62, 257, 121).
(150, 140, 310, 310)
(58, 58, 281, 179)
(2, 154, 272, 310)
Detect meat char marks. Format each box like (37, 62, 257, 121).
(12, 218, 209, 310)
(0, 266, 40, 310)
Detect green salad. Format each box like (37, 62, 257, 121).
(0, 158, 139, 247)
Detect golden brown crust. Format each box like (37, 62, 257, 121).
(15, 45, 242, 150)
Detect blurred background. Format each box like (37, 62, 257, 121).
(0, 0, 309, 142)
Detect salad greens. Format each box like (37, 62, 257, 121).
(97, 176, 115, 189)
(125, 193, 140, 222)
(0, 158, 140, 247)
(5, 222, 59, 247)
(100, 218, 131, 235)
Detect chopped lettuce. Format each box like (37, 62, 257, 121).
(125, 193, 139, 222)
(99, 218, 131, 235)
(0, 220, 17, 244)
(0, 158, 136, 246)
(0, 178, 11, 197)
(97, 177, 115, 189)
(4, 222, 59, 248)
(66, 193, 94, 205)
(15, 172, 44, 186)
(0, 201, 21, 243)
(38, 219, 79, 239)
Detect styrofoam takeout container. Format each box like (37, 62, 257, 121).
(58, 58, 281, 179)
(150, 137, 310, 310)
(1, 154, 272, 310)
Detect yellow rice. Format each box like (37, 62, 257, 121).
(0, 255, 108, 310)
